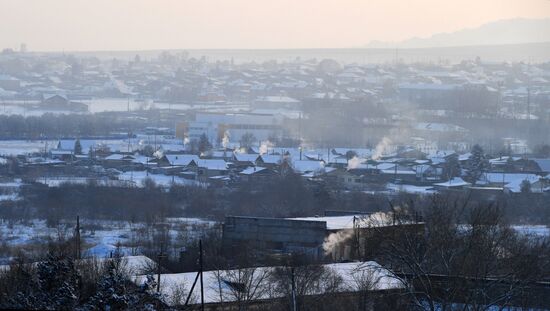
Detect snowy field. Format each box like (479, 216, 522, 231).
(0, 218, 217, 263)
(0, 139, 126, 156)
(0, 140, 54, 156)
(117, 171, 206, 188)
(0, 98, 252, 116)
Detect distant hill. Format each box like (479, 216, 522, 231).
(365, 18, 550, 49)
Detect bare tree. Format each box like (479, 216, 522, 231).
(370, 195, 550, 310)
(213, 266, 272, 311)
(271, 264, 344, 311)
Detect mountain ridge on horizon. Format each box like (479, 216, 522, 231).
(365, 18, 550, 49)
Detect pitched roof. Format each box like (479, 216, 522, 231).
(532, 158, 550, 173)
(239, 166, 267, 175)
(259, 154, 282, 164)
(164, 154, 200, 166)
(234, 153, 260, 163)
(197, 159, 228, 171)
(291, 160, 325, 174)
(434, 177, 470, 188)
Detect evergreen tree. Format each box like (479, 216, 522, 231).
(466, 144, 489, 184)
(80, 260, 129, 310)
(442, 154, 461, 180)
(34, 254, 79, 310)
(74, 139, 83, 155)
(78, 258, 164, 311)
(520, 180, 532, 193)
(198, 134, 212, 153)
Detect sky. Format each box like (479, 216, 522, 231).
(0, 0, 549, 51)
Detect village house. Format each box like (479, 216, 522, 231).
(238, 166, 277, 183)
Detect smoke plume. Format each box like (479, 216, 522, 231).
(259, 140, 274, 155)
(222, 131, 230, 149)
(323, 229, 354, 255)
(347, 156, 362, 170)
(372, 137, 392, 160)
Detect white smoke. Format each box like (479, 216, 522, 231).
(259, 140, 274, 155)
(322, 213, 394, 255)
(323, 229, 354, 255)
(347, 156, 362, 170)
(153, 149, 163, 159)
(222, 131, 230, 149)
(372, 137, 392, 160)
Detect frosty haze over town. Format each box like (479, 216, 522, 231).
(0, 1, 550, 310)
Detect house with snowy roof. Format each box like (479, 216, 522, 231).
(158, 154, 200, 167)
(433, 177, 471, 190)
(480, 173, 546, 193)
(290, 159, 325, 176)
(232, 153, 261, 167)
(238, 166, 277, 183)
(532, 158, 550, 175)
(40, 94, 88, 111)
(256, 154, 283, 169)
(190, 159, 229, 180)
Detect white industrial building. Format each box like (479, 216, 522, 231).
(187, 112, 284, 145)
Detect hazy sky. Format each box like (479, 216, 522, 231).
(1, 0, 549, 51)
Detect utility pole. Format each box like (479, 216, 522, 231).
(353, 216, 361, 259)
(527, 61, 531, 121)
(156, 244, 166, 292)
(199, 240, 205, 311)
(291, 267, 297, 311)
(298, 110, 302, 142)
(74, 216, 81, 260)
(184, 239, 206, 309)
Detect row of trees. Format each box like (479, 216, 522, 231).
(0, 113, 143, 139)
(2, 171, 548, 226)
(186, 132, 261, 154)
(4, 172, 333, 224)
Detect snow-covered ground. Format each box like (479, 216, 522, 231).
(0, 140, 55, 156)
(0, 194, 20, 202)
(0, 138, 143, 156)
(0, 98, 251, 116)
(135, 261, 403, 306)
(118, 171, 206, 188)
(0, 218, 217, 262)
(512, 225, 550, 237)
(387, 183, 436, 195)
